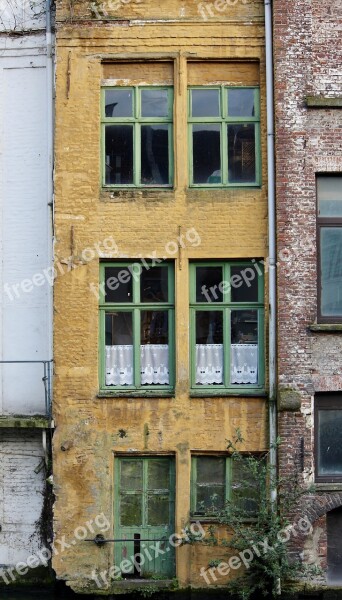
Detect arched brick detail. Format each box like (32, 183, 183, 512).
(304, 493, 342, 523)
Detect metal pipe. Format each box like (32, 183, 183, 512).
(46, 0, 54, 381)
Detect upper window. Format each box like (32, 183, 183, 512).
(188, 87, 260, 187)
(315, 394, 342, 482)
(190, 261, 264, 392)
(317, 175, 342, 322)
(99, 262, 174, 392)
(102, 87, 173, 187)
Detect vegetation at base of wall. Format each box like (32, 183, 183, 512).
(195, 429, 321, 600)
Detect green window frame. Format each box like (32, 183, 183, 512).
(99, 261, 175, 394)
(101, 86, 173, 188)
(188, 86, 261, 187)
(191, 455, 260, 518)
(190, 261, 264, 393)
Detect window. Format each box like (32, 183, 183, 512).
(191, 455, 259, 518)
(317, 175, 342, 322)
(315, 394, 342, 482)
(190, 261, 264, 391)
(100, 262, 174, 392)
(102, 87, 173, 187)
(188, 87, 260, 186)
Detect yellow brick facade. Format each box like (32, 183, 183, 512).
(53, 0, 268, 593)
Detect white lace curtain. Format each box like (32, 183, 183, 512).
(106, 344, 169, 386)
(196, 343, 258, 385)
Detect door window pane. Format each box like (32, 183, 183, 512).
(196, 266, 223, 302)
(141, 89, 169, 117)
(320, 228, 342, 316)
(121, 460, 143, 489)
(192, 124, 221, 184)
(104, 266, 133, 303)
(105, 312, 133, 345)
(105, 89, 133, 117)
(318, 176, 342, 217)
(191, 89, 220, 117)
(231, 266, 259, 302)
(105, 125, 133, 185)
(120, 494, 142, 526)
(141, 125, 169, 185)
(228, 124, 256, 183)
(318, 410, 342, 476)
(140, 267, 168, 302)
(148, 495, 169, 525)
(228, 89, 255, 117)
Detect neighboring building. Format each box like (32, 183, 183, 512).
(0, 0, 53, 570)
(274, 0, 342, 588)
(52, 0, 271, 594)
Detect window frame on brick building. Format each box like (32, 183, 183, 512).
(101, 86, 174, 188)
(314, 394, 342, 483)
(188, 86, 261, 187)
(317, 174, 342, 323)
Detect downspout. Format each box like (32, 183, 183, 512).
(264, 0, 277, 506)
(46, 0, 54, 395)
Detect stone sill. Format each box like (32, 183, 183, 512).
(306, 96, 342, 108)
(314, 483, 342, 491)
(97, 391, 174, 399)
(190, 390, 267, 398)
(0, 415, 50, 428)
(309, 324, 342, 332)
(100, 188, 175, 202)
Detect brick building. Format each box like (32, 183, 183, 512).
(274, 0, 342, 587)
(52, 0, 272, 593)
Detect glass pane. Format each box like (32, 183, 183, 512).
(120, 494, 142, 526)
(321, 228, 342, 316)
(196, 311, 223, 344)
(231, 310, 258, 344)
(141, 311, 169, 386)
(105, 312, 133, 345)
(121, 460, 143, 489)
(318, 410, 342, 475)
(148, 459, 170, 490)
(141, 125, 169, 185)
(231, 458, 259, 515)
(228, 124, 256, 183)
(140, 267, 168, 302)
(105, 89, 133, 117)
(228, 89, 255, 117)
(104, 266, 133, 302)
(148, 495, 169, 525)
(192, 124, 221, 184)
(105, 125, 133, 185)
(197, 457, 225, 484)
(141, 89, 169, 117)
(191, 89, 220, 117)
(318, 176, 342, 217)
(196, 485, 225, 512)
(196, 266, 223, 302)
(230, 265, 259, 302)
(141, 310, 168, 345)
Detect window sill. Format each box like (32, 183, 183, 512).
(98, 390, 175, 399)
(314, 483, 342, 490)
(100, 188, 175, 202)
(190, 390, 267, 398)
(309, 324, 342, 332)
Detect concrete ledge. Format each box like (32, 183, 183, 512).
(0, 415, 50, 428)
(309, 324, 342, 332)
(306, 96, 342, 108)
(278, 388, 301, 412)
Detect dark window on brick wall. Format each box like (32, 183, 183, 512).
(315, 394, 342, 482)
(327, 506, 342, 584)
(317, 175, 342, 323)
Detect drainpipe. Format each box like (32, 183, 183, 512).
(46, 0, 54, 389)
(264, 0, 277, 507)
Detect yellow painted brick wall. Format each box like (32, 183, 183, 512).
(53, 0, 268, 593)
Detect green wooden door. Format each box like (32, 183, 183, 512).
(114, 457, 175, 578)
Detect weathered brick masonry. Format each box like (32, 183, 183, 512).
(274, 0, 342, 581)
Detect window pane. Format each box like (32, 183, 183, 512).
(195, 266, 223, 302)
(121, 460, 143, 489)
(148, 459, 170, 490)
(141, 125, 169, 185)
(105, 125, 133, 185)
(231, 265, 259, 302)
(191, 89, 220, 117)
(196, 311, 223, 344)
(228, 89, 255, 117)
(148, 495, 169, 525)
(197, 485, 225, 512)
(120, 494, 142, 526)
(105, 89, 133, 117)
(105, 312, 133, 345)
(140, 267, 168, 302)
(318, 410, 342, 476)
(141, 310, 168, 345)
(231, 310, 258, 344)
(318, 176, 342, 217)
(321, 228, 342, 316)
(228, 124, 256, 183)
(141, 311, 169, 386)
(141, 89, 169, 117)
(197, 457, 225, 484)
(231, 458, 259, 515)
(192, 124, 221, 184)
(104, 266, 133, 302)
(231, 310, 258, 385)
